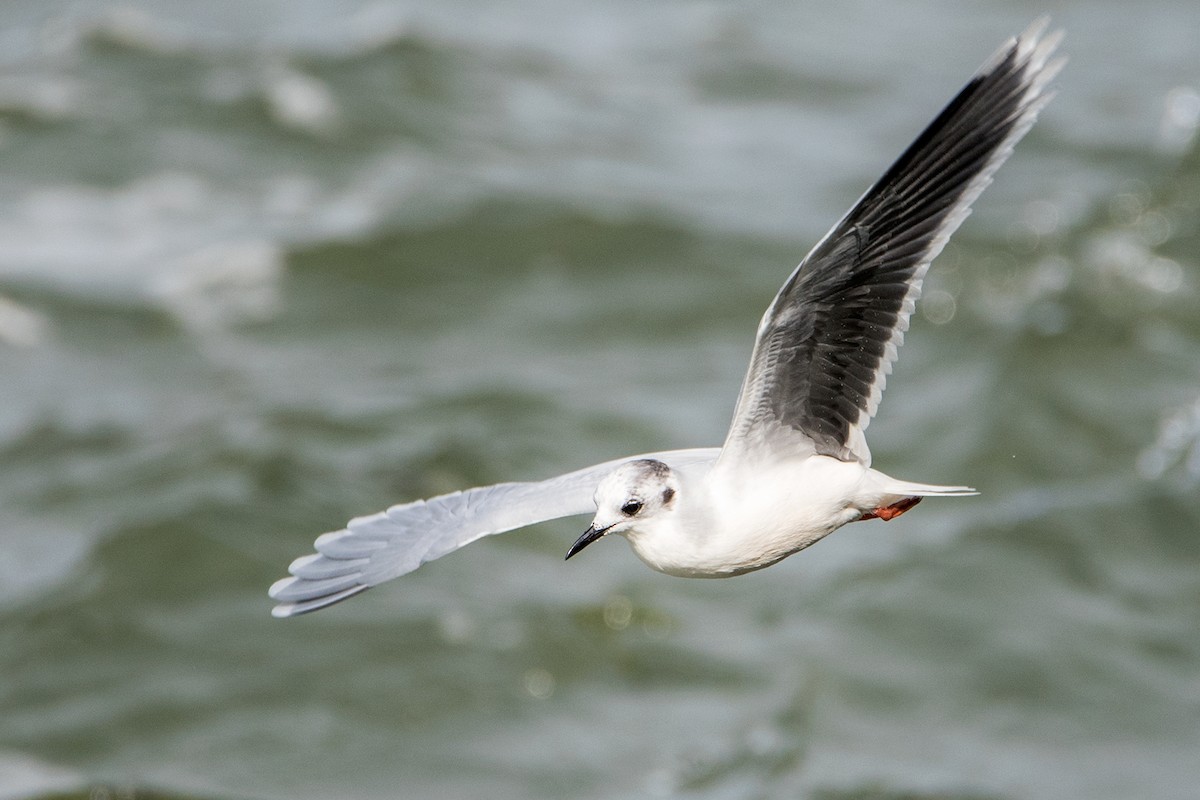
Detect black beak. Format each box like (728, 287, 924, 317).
(565, 524, 612, 560)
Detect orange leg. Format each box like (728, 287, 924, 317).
(859, 496, 922, 522)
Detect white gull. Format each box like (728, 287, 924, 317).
(270, 20, 1064, 617)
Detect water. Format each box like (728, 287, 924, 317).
(1, 2, 1198, 799)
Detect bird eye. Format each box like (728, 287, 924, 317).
(620, 500, 643, 516)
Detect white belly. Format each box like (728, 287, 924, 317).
(624, 456, 872, 578)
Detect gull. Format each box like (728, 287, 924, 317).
(270, 21, 1063, 618)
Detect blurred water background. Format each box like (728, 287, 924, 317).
(0, 2, 1198, 799)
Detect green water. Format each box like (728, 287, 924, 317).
(1, 3, 1198, 799)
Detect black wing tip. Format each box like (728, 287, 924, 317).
(983, 18, 1067, 102)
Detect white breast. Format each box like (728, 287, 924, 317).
(623, 455, 871, 577)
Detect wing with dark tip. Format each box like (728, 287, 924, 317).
(268, 447, 720, 617)
(721, 20, 1064, 466)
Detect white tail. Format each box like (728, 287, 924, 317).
(882, 479, 979, 497)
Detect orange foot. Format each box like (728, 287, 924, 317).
(859, 496, 922, 522)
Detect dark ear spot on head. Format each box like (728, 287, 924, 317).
(662, 487, 675, 504)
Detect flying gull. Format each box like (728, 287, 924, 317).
(270, 20, 1063, 617)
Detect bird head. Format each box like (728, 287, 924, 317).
(566, 459, 679, 560)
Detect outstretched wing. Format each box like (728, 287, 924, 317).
(721, 20, 1064, 466)
(269, 448, 720, 616)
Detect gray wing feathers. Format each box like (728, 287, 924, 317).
(723, 20, 1064, 466)
(269, 447, 720, 617)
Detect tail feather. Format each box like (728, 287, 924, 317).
(881, 479, 978, 497)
